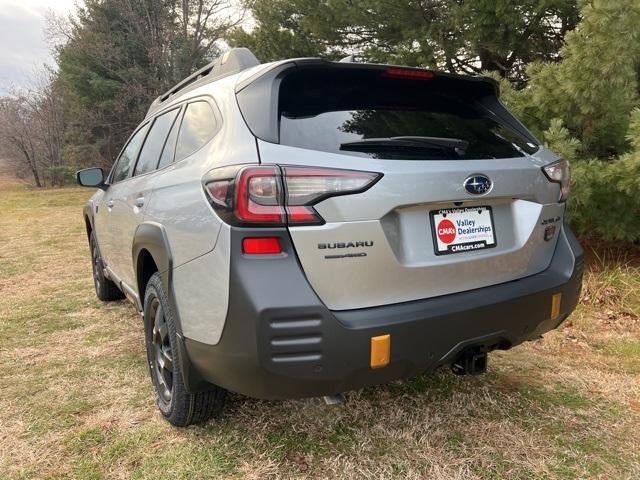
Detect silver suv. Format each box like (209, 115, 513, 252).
(77, 48, 583, 426)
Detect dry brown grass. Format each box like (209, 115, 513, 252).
(0, 181, 639, 479)
(0, 159, 29, 189)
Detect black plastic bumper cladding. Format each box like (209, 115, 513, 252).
(182, 224, 583, 400)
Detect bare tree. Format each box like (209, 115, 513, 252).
(21, 68, 66, 179)
(0, 97, 43, 187)
(174, 0, 246, 75)
(0, 68, 66, 187)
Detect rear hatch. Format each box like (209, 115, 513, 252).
(237, 62, 564, 310)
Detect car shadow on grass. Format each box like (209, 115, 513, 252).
(186, 361, 635, 479)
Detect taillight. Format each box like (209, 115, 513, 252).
(235, 167, 285, 223)
(542, 159, 570, 202)
(282, 166, 380, 224)
(382, 67, 434, 81)
(203, 165, 381, 226)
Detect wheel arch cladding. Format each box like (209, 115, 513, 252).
(132, 222, 211, 393)
(83, 215, 92, 239)
(132, 222, 173, 299)
(83, 202, 94, 240)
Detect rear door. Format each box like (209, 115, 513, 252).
(95, 123, 150, 273)
(109, 106, 183, 290)
(252, 65, 564, 310)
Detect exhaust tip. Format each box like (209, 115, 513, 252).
(323, 394, 346, 405)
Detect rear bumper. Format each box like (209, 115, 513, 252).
(183, 224, 583, 399)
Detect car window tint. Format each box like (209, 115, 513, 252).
(134, 108, 180, 176)
(279, 69, 539, 160)
(175, 101, 216, 161)
(111, 124, 149, 183)
(157, 108, 183, 169)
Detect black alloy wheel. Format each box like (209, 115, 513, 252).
(90, 236, 102, 292)
(143, 272, 227, 426)
(148, 296, 173, 405)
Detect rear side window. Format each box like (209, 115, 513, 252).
(278, 69, 538, 160)
(111, 123, 149, 183)
(134, 108, 180, 176)
(157, 109, 182, 169)
(175, 101, 217, 162)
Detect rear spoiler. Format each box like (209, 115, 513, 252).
(235, 59, 538, 146)
(236, 58, 500, 94)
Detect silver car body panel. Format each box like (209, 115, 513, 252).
(171, 224, 231, 345)
(102, 75, 255, 268)
(92, 190, 111, 264)
(91, 74, 258, 344)
(138, 76, 259, 343)
(95, 74, 259, 275)
(104, 172, 159, 288)
(257, 140, 564, 310)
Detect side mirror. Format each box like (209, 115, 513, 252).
(76, 168, 106, 189)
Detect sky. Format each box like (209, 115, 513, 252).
(0, 0, 78, 93)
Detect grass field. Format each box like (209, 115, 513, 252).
(0, 176, 639, 479)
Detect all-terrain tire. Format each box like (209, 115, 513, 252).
(89, 231, 124, 301)
(143, 272, 226, 426)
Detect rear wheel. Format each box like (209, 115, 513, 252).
(89, 231, 124, 301)
(144, 272, 226, 426)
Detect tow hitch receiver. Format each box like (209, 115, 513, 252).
(451, 350, 488, 375)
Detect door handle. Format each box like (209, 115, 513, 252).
(107, 200, 114, 209)
(135, 196, 145, 208)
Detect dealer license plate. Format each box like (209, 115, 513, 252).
(430, 206, 496, 255)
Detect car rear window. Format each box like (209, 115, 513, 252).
(175, 101, 217, 161)
(278, 69, 538, 160)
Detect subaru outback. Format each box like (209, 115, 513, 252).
(76, 48, 583, 426)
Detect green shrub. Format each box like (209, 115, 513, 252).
(566, 110, 640, 242)
(568, 156, 640, 242)
(46, 166, 77, 187)
(492, 0, 640, 242)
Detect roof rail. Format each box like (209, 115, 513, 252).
(146, 47, 260, 117)
(338, 55, 357, 63)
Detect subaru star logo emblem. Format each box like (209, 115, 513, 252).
(464, 175, 492, 195)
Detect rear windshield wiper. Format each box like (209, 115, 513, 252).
(340, 136, 469, 155)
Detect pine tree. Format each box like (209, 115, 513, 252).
(228, 0, 580, 84)
(56, 0, 241, 166)
(518, 0, 640, 158)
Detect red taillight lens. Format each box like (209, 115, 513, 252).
(286, 205, 319, 223)
(204, 165, 381, 226)
(235, 167, 285, 223)
(382, 67, 434, 80)
(242, 237, 282, 254)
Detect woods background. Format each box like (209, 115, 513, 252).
(0, 0, 638, 242)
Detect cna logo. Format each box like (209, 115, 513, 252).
(437, 219, 456, 244)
